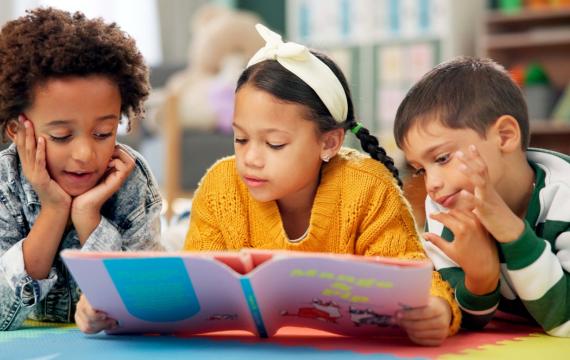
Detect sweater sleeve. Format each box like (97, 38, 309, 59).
(500, 221, 570, 337)
(357, 184, 461, 335)
(0, 199, 59, 331)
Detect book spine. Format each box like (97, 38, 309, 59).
(240, 278, 268, 338)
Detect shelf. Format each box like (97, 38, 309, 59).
(485, 28, 570, 50)
(529, 121, 570, 155)
(487, 7, 570, 25)
(529, 120, 570, 134)
(482, 6, 570, 92)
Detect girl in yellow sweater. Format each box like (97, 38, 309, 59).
(183, 24, 460, 346)
(78, 23, 459, 344)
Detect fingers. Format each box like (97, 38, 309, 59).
(14, 115, 37, 164)
(397, 297, 451, 346)
(109, 145, 135, 173)
(24, 120, 37, 162)
(397, 301, 444, 323)
(423, 232, 452, 255)
(15, 116, 39, 175)
(36, 137, 46, 170)
(75, 295, 117, 334)
(398, 314, 449, 346)
(456, 145, 490, 192)
(430, 209, 479, 238)
(113, 145, 135, 164)
(15, 116, 25, 151)
(73, 145, 136, 208)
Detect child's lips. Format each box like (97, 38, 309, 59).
(436, 192, 459, 208)
(243, 176, 267, 188)
(63, 171, 96, 183)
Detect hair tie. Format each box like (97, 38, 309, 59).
(246, 24, 348, 123)
(350, 122, 364, 135)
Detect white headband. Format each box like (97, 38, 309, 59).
(246, 24, 348, 123)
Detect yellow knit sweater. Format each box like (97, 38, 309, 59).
(184, 148, 460, 334)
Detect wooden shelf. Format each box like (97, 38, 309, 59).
(529, 121, 570, 154)
(482, 7, 570, 89)
(530, 120, 570, 134)
(487, 7, 570, 25)
(485, 28, 570, 50)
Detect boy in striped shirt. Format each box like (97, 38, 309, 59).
(393, 56, 570, 337)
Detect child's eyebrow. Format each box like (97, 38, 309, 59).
(44, 115, 118, 127)
(420, 141, 454, 159)
(95, 114, 119, 121)
(232, 122, 290, 135)
(44, 119, 72, 127)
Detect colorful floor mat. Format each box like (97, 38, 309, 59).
(0, 319, 567, 359)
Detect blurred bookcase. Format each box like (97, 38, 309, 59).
(286, 0, 484, 159)
(480, 5, 570, 155)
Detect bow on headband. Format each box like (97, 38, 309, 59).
(247, 24, 348, 123)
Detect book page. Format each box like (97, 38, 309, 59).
(248, 254, 431, 336)
(62, 251, 256, 335)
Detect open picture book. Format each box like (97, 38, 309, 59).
(61, 249, 433, 337)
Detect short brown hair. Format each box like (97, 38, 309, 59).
(394, 56, 529, 150)
(0, 7, 149, 138)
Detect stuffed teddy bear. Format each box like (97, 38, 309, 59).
(166, 5, 264, 132)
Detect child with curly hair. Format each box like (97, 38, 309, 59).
(0, 7, 163, 331)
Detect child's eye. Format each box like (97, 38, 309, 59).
(234, 138, 247, 145)
(412, 168, 425, 177)
(94, 132, 112, 140)
(435, 153, 451, 165)
(267, 143, 285, 150)
(49, 135, 72, 143)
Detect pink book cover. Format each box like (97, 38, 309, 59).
(61, 249, 432, 337)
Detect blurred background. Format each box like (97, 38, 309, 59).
(2, 0, 570, 240)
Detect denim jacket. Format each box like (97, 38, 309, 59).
(0, 143, 163, 330)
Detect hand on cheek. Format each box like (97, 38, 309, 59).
(15, 115, 71, 210)
(71, 145, 136, 244)
(73, 144, 136, 212)
(455, 145, 525, 243)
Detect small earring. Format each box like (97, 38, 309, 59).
(321, 154, 330, 163)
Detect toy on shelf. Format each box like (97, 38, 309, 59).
(523, 62, 556, 121)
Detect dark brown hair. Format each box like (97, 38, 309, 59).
(236, 51, 402, 187)
(0, 7, 149, 138)
(394, 56, 529, 150)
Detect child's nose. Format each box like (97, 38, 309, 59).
(72, 138, 96, 163)
(425, 172, 444, 193)
(244, 144, 264, 168)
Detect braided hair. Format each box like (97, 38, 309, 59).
(236, 51, 402, 187)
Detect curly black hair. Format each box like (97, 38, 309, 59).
(0, 7, 149, 139)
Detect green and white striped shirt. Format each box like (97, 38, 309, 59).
(424, 148, 570, 337)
